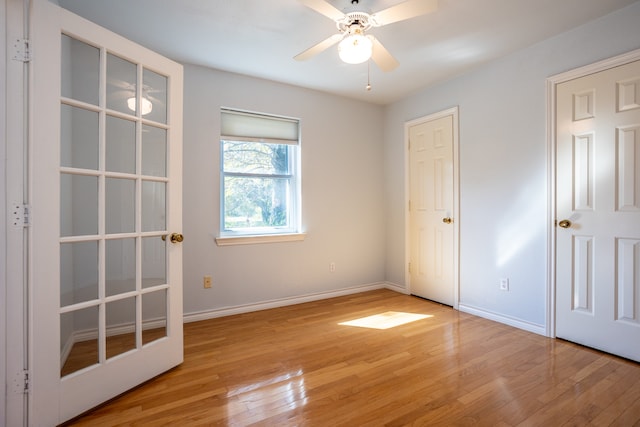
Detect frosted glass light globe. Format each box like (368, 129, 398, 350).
(338, 34, 372, 64)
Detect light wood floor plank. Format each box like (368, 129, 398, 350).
(64, 289, 640, 426)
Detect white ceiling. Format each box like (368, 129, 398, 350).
(57, 0, 638, 105)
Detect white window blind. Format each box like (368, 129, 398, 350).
(221, 109, 299, 145)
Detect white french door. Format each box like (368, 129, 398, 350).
(30, 0, 184, 424)
(408, 108, 459, 306)
(555, 55, 640, 362)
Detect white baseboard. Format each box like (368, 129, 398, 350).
(71, 318, 167, 343)
(60, 335, 75, 369)
(183, 282, 406, 323)
(458, 303, 547, 336)
(384, 282, 409, 294)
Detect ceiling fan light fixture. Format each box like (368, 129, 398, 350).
(338, 33, 372, 64)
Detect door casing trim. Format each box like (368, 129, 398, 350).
(404, 106, 460, 309)
(4, 0, 30, 425)
(546, 48, 640, 338)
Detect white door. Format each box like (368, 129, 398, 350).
(408, 109, 458, 306)
(30, 1, 184, 424)
(556, 58, 640, 362)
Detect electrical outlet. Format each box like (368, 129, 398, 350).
(499, 278, 509, 291)
(330, 262, 336, 272)
(204, 275, 212, 289)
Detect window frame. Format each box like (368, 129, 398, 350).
(216, 109, 303, 245)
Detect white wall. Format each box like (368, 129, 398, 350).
(182, 65, 386, 315)
(383, 1, 640, 329)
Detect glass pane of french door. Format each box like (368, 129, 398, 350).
(59, 34, 172, 376)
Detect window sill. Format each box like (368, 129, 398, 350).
(215, 233, 306, 246)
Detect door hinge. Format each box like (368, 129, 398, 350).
(11, 203, 31, 228)
(12, 38, 32, 62)
(23, 370, 30, 394)
(408, 262, 412, 274)
(11, 370, 30, 394)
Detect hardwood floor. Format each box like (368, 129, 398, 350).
(66, 289, 640, 426)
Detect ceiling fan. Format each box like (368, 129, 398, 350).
(294, 0, 438, 72)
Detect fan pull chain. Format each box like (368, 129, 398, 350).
(366, 59, 372, 91)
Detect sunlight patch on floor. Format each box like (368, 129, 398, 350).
(339, 311, 433, 330)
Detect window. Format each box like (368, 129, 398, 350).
(218, 109, 302, 243)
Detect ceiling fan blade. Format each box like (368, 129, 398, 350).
(294, 33, 343, 61)
(370, 36, 399, 72)
(371, 0, 438, 26)
(298, 0, 346, 21)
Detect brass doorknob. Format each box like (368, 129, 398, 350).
(169, 233, 184, 243)
(442, 217, 453, 224)
(558, 219, 572, 229)
(161, 233, 184, 243)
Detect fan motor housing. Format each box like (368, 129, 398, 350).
(337, 12, 373, 33)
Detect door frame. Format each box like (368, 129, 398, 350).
(1, 0, 7, 422)
(546, 47, 640, 338)
(404, 107, 460, 309)
(4, 0, 29, 425)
